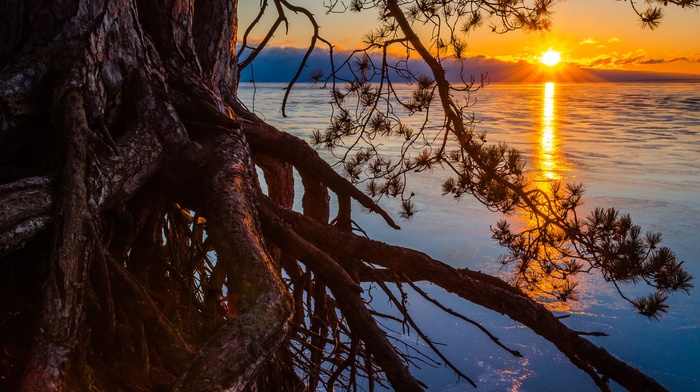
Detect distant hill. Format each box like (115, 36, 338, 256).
(238, 46, 699, 84)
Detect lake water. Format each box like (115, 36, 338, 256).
(238, 82, 700, 391)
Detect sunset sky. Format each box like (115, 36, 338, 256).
(238, 1, 700, 81)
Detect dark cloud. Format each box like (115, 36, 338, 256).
(640, 57, 699, 64)
(587, 57, 616, 67)
(617, 55, 647, 65)
(582, 53, 700, 68)
(238, 46, 336, 82)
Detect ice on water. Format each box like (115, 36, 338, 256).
(239, 81, 700, 391)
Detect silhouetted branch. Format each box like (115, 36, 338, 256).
(406, 280, 523, 358)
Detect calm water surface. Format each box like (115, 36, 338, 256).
(238, 82, 700, 391)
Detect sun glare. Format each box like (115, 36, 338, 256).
(540, 49, 561, 66)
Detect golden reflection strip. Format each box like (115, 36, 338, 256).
(540, 82, 558, 180)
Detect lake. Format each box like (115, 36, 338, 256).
(238, 81, 700, 391)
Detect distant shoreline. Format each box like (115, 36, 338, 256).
(240, 78, 700, 85)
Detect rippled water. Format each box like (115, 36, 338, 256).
(238, 82, 700, 391)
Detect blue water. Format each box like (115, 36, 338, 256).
(238, 82, 700, 391)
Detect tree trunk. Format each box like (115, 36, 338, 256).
(1, 1, 292, 390)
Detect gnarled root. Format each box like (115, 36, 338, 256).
(173, 130, 292, 391)
(260, 197, 668, 392)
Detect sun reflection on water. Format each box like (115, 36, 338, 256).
(519, 82, 583, 313)
(536, 82, 568, 181)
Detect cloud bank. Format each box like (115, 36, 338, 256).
(237, 46, 700, 84)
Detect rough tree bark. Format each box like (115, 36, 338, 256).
(0, 1, 674, 391)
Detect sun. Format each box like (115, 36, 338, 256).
(540, 49, 562, 66)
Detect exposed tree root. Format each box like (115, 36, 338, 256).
(261, 198, 668, 392)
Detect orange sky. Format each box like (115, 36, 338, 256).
(239, 0, 700, 76)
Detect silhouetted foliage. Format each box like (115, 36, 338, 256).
(307, 0, 693, 321)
